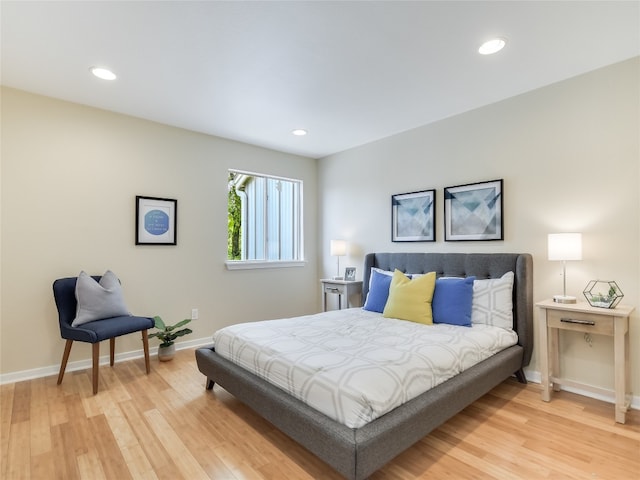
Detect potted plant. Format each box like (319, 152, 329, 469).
(149, 315, 193, 361)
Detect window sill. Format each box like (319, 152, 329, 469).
(225, 260, 307, 271)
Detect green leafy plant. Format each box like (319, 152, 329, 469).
(592, 286, 619, 303)
(149, 316, 193, 347)
(227, 172, 242, 260)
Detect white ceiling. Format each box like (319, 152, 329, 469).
(2, 1, 639, 159)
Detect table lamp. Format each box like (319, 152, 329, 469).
(330, 240, 346, 280)
(548, 233, 582, 303)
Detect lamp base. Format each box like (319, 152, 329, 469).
(553, 294, 577, 304)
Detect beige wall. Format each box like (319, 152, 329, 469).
(2, 57, 639, 406)
(319, 58, 640, 401)
(0, 87, 318, 376)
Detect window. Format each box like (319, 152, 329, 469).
(227, 170, 304, 269)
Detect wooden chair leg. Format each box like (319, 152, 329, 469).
(92, 343, 100, 395)
(57, 339, 74, 385)
(109, 337, 115, 367)
(142, 329, 151, 374)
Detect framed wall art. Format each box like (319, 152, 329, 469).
(135, 195, 177, 245)
(444, 179, 503, 241)
(391, 189, 435, 242)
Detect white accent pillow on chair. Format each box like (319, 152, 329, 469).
(72, 270, 131, 327)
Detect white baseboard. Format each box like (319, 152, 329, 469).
(2, 350, 638, 412)
(523, 368, 640, 411)
(0, 336, 213, 386)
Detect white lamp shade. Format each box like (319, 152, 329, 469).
(548, 233, 582, 261)
(330, 239, 347, 256)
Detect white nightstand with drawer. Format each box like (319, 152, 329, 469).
(536, 299, 635, 423)
(320, 279, 363, 312)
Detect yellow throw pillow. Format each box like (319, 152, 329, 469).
(382, 270, 436, 325)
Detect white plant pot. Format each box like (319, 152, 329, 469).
(158, 343, 175, 362)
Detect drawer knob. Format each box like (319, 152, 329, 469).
(561, 318, 596, 326)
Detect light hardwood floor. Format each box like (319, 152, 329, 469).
(2, 347, 639, 479)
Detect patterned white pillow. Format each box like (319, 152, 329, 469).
(471, 271, 514, 330)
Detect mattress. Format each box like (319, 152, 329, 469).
(213, 308, 518, 428)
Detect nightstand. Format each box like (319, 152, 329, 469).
(320, 279, 363, 311)
(536, 299, 635, 423)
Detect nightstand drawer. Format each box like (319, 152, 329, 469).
(324, 283, 346, 295)
(547, 309, 614, 335)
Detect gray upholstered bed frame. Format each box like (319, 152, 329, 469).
(196, 252, 533, 479)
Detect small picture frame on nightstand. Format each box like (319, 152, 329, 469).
(344, 267, 356, 281)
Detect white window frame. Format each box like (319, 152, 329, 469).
(225, 169, 305, 270)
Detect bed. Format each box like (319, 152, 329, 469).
(196, 252, 533, 479)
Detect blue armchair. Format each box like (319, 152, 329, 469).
(53, 275, 155, 394)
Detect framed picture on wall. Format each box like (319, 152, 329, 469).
(135, 195, 177, 245)
(391, 189, 436, 242)
(444, 179, 503, 241)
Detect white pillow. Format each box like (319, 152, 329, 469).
(72, 270, 131, 327)
(471, 271, 514, 330)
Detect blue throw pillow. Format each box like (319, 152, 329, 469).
(432, 276, 476, 326)
(363, 269, 394, 313)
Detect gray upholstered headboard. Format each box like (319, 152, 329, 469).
(363, 252, 534, 366)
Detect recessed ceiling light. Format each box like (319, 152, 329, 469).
(292, 129, 308, 136)
(478, 37, 507, 55)
(90, 66, 117, 80)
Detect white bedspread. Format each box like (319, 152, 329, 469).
(213, 308, 518, 428)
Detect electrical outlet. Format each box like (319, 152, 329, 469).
(191, 308, 199, 320)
